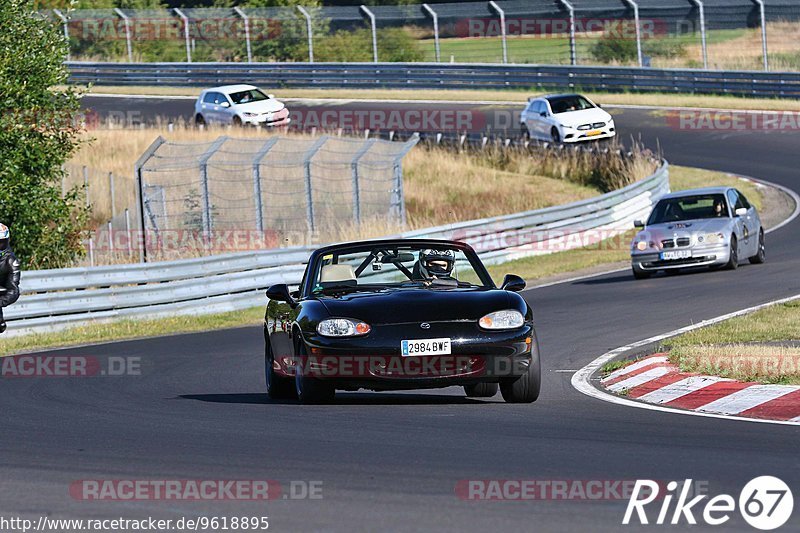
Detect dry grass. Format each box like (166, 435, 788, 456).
(79, 86, 800, 113)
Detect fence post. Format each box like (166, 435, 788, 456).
(233, 7, 253, 63)
(623, 0, 643, 67)
(252, 137, 280, 233)
(302, 137, 328, 235)
(753, 0, 769, 71)
(134, 136, 166, 263)
(392, 134, 420, 227)
(174, 8, 192, 63)
(53, 9, 70, 61)
(108, 171, 116, 219)
(198, 137, 228, 244)
(296, 6, 315, 62)
(558, 0, 577, 65)
(488, 1, 508, 64)
(360, 5, 379, 63)
(114, 8, 134, 62)
(422, 4, 440, 62)
(690, 0, 708, 69)
(351, 139, 376, 226)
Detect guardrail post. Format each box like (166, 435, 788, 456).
(53, 9, 70, 61)
(113, 8, 133, 62)
(559, 0, 577, 65)
(174, 8, 192, 63)
(691, 0, 708, 69)
(422, 4, 440, 62)
(198, 137, 228, 244)
(753, 0, 769, 71)
(296, 6, 315, 62)
(133, 136, 166, 263)
(623, 0, 643, 67)
(252, 137, 280, 233)
(351, 139, 376, 226)
(233, 7, 253, 63)
(392, 134, 419, 227)
(303, 137, 328, 235)
(488, 1, 508, 64)
(360, 5, 379, 63)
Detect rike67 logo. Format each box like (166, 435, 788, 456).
(624, 477, 794, 530)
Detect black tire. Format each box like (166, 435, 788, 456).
(725, 235, 739, 270)
(194, 114, 205, 127)
(550, 127, 561, 144)
(265, 342, 295, 400)
(294, 341, 334, 404)
(232, 115, 243, 127)
(464, 382, 499, 398)
(632, 263, 652, 279)
(749, 229, 766, 264)
(500, 343, 541, 404)
(520, 124, 530, 140)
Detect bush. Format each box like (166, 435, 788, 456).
(0, 0, 89, 269)
(315, 27, 424, 63)
(590, 32, 638, 64)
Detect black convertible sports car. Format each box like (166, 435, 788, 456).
(263, 239, 540, 404)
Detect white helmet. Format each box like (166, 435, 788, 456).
(0, 223, 8, 240)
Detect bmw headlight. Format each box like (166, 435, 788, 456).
(634, 239, 654, 251)
(479, 310, 525, 330)
(317, 318, 371, 337)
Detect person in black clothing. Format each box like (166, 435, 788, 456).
(0, 223, 21, 333)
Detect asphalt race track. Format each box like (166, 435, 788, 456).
(1, 96, 799, 532)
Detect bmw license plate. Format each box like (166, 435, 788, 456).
(401, 338, 452, 357)
(660, 250, 692, 260)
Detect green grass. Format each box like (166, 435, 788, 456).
(662, 300, 800, 384)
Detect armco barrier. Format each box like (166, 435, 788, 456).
(67, 62, 800, 98)
(5, 162, 668, 337)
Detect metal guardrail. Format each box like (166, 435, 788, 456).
(68, 62, 800, 98)
(5, 162, 668, 337)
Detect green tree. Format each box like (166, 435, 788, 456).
(0, 0, 89, 269)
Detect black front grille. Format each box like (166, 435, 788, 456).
(661, 239, 675, 248)
(677, 237, 691, 247)
(592, 122, 606, 128)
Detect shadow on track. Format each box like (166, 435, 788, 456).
(178, 392, 494, 405)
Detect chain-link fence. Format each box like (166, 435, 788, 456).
(51, 1, 800, 71)
(132, 134, 418, 261)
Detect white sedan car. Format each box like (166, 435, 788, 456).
(520, 93, 615, 144)
(194, 84, 290, 127)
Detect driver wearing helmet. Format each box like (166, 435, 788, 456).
(0, 223, 20, 334)
(412, 249, 456, 281)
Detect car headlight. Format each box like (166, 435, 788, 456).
(479, 310, 525, 330)
(633, 239, 654, 251)
(317, 318, 371, 337)
(698, 232, 724, 244)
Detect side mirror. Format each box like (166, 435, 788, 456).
(266, 284, 296, 307)
(597, 103, 603, 108)
(539, 112, 548, 118)
(501, 274, 526, 292)
(220, 101, 231, 108)
(735, 207, 747, 216)
(267, 93, 275, 99)
(634, 219, 645, 229)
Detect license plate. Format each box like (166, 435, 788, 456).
(401, 338, 451, 357)
(586, 130, 602, 136)
(660, 250, 692, 260)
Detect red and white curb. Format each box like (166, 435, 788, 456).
(601, 354, 800, 423)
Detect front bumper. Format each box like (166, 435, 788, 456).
(562, 125, 616, 143)
(241, 108, 291, 127)
(631, 244, 730, 270)
(275, 323, 537, 390)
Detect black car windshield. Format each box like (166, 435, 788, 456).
(647, 194, 729, 224)
(547, 95, 595, 114)
(229, 89, 269, 105)
(307, 243, 493, 296)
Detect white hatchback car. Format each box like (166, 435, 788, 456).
(520, 93, 615, 143)
(194, 84, 290, 127)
